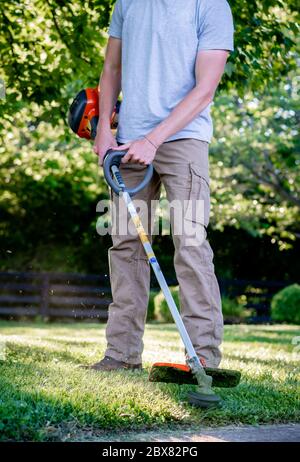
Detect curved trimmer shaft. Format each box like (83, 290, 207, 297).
(103, 150, 220, 404)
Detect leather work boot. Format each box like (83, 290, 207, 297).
(86, 356, 142, 371)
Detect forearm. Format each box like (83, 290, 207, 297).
(98, 65, 121, 130)
(148, 85, 214, 147)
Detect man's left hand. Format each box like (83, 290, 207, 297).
(113, 137, 158, 165)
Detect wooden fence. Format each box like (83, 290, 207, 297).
(0, 272, 111, 321)
(0, 271, 294, 322)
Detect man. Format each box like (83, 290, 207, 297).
(92, 0, 234, 371)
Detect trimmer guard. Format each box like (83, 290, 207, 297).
(149, 362, 241, 388)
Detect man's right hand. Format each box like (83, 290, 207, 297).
(93, 125, 118, 166)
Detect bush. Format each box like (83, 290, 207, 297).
(154, 286, 180, 323)
(221, 296, 247, 321)
(147, 290, 158, 322)
(271, 284, 300, 325)
(0, 115, 107, 272)
(153, 288, 248, 323)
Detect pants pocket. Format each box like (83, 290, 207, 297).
(184, 163, 210, 228)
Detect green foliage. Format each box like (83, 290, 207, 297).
(271, 284, 300, 325)
(0, 0, 299, 273)
(229, 1, 299, 92)
(0, 107, 110, 271)
(1, 84, 299, 274)
(221, 296, 247, 320)
(211, 70, 300, 247)
(0, 0, 111, 126)
(147, 290, 157, 322)
(0, 0, 299, 125)
(154, 289, 247, 323)
(154, 287, 179, 323)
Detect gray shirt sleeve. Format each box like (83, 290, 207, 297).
(108, 0, 123, 39)
(197, 0, 234, 52)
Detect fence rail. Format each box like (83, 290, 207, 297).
(0, 271, 295, 322)
(0, 271, 111, 321)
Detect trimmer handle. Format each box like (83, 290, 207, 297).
(103, 149, 153, 197)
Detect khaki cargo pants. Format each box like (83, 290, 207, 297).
(105, 138, 223, 368)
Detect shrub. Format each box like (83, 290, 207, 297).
(0, 116, 106, 272)
(153, 288, 248, 323)
(147, 290, 158, 322)
(154, 286, 180, 323)
(221, 296, 247, 321)
(271, 284, 300, 325)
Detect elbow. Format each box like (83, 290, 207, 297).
(206, 89, 215, 104)
(195, 85, 215, 106)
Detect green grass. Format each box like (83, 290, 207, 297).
(0, 321, 299, 441)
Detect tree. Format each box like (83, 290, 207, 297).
(0, 0, 299, 125)
(210, 70, 300, 248)
(0, 0, 299, 271)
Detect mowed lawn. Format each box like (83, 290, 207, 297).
(0, 321, 299, 441)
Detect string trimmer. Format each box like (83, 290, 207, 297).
(102, 150, 241, 408)
(68, 88, 241, 409)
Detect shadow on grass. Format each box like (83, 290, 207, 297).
(0, 360, 166, 442)
(0, 374, 122, 442)
(0, 358, 237, 442)
(0, 376, 74, 441)
(42, 338, 101, 348)
(224, 352, 299, 370)
(253, 327, 300, 336)
(0, 320, 105, 331)
(223, 334, 295, 346)
(5, 342, 87, 365)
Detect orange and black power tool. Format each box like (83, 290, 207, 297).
(68, 86, 120, 140)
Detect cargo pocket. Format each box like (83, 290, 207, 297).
(184, 163, 210, 228)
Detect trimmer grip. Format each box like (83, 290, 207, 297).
(103, 149, 153, 197)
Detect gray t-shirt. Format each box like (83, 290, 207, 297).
(109, 0, 234, 144)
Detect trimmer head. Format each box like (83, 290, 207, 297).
(187, 391, 222, 409)
(149, 362, 241, 389)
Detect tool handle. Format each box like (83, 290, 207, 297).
(103, 149, 153, 196)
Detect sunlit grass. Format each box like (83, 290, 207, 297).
(0, 321, 299, 441)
